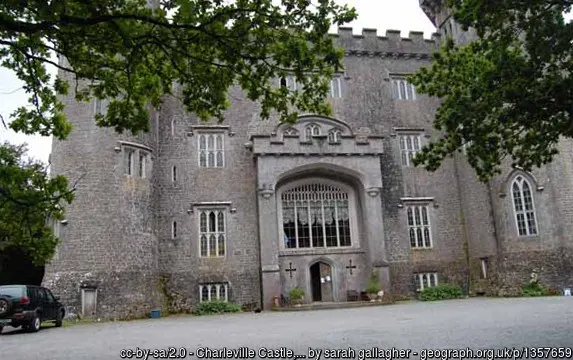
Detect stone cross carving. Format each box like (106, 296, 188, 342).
(285, 262, 297, 279)
(346, 259, 357, 275)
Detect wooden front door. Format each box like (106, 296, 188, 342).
(310, 262, 333, 302)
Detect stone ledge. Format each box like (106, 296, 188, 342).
(271, 300, 394, 312)
(279, 248, 366, 257)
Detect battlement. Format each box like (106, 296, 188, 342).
(331, 27, 441, 59)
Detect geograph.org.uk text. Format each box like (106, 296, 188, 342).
(118, 346, 573, 360)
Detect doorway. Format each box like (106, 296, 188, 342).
(81, 288, 97, 318)
(309, 262, 333, 302)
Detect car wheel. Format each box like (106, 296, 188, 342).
(27, 314, 41, 333)
(0, 296, 11, 317)
(55, 309, 64, 327)
(0, 326, 3, 334)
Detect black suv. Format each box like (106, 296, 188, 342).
(0, 285, 65, 333)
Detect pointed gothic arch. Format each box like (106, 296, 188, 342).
(304, 123, 321, 141)
(510, 174, 538, 237)
(328, 128, 342, 143)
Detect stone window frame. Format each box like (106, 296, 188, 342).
(120, 142, 152, 178)
(304, 123, 321, 141)
(391, 76, 417, 101)
(402, 198, 434, 249)
(197, 208, 227, 258)
(171, 118, 175, 137)
(285, 75, 299, 91)
(199, 283, 229, 302)
(172, 220, 177, 239)
(328, 128, 342, 144)
(511, 175, 538, 237)
(139, 152, 147, 178)
(441, 15, 457, 38)
(282, 127, 299, 140)
(414, 272, 438, 292)
(330, 77, 342, 98)
(93, 98, 109, 117)
(48, 216, 62, 260)
(397, 132, 423, 166)
(277, 178, 360, 251)
(124, 147, 135, 176)
(197, 132, 225, 168)
(280, 75, 343, 98)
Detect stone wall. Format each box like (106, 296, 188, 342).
(156, 89, 262, 312)
(423, 0, 573, 299)
(43, 270, 162, 320)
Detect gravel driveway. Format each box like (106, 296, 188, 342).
(2, 297, 572, 360)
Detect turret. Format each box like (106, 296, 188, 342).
(419, 0, 478, 45)
(43, 3, 162, 320)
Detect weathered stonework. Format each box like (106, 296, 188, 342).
(43, 1, 573, 318)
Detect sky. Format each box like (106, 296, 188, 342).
(0, 0, 436, 164)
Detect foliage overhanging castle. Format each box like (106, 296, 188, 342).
(44, 0, 573, 318)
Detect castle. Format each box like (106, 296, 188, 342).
(43, 0, 573, 318)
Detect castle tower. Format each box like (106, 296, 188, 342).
(420, 0, 573, 295)
(43, 52, 162, 320)
(419, 0, 478, 45)
(419, 0, 499, 295)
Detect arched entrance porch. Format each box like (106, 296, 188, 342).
(255, 156, 388, 310)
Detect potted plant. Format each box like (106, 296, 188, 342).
(366, 273, 381, 302)
(289, 287, 305, 307)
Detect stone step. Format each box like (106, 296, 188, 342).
(271, 300, 393, 312)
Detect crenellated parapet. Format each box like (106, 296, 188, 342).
(331, 27, 441, 60)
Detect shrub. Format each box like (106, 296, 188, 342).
(521, 282, 558, 297)
(545, 287, 562, 296)
(289, 287, 304, 300)
(419, 284, 463, 301)
(366, 273, 381, 294)
(522, 282, 545, 297)
(192, 301, 242, 316)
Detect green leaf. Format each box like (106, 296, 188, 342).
(411, 0, 573, 181)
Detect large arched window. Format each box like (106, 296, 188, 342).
(281, 183, 352, 249)
(511, 175, 538, 236)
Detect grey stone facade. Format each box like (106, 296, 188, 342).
(43, 1, 573, 319)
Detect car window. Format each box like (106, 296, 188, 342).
(43, 289, 55, 303)
(0, 286, 25, 298)
(28, 287, 37, 300)
(37, 288, 47, 302)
